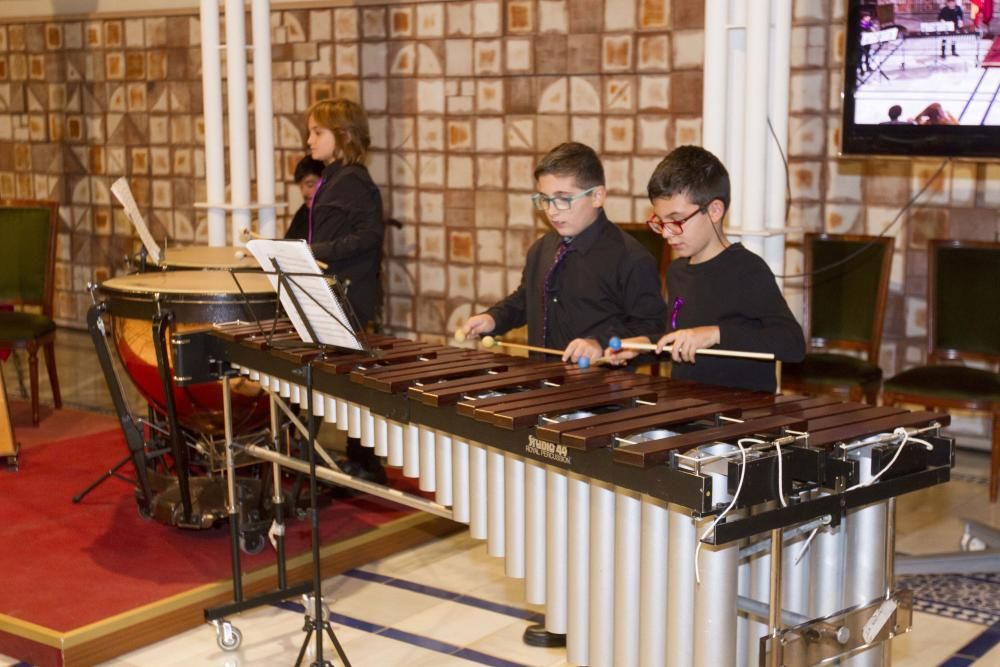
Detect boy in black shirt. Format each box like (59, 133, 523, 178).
(284, 155, 324, 241)
(460, 142, 665, 366)
(607, 145, 805, 393)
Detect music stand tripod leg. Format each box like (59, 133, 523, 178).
(72, 453, 132, 503)
(294, 361, 351, 667)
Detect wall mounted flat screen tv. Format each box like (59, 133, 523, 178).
(841, 0, 1000, 157)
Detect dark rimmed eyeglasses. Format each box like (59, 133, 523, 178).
(646, 205, 708, 236)
(531, 186, 597, 212)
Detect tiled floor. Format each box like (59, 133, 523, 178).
(2, 328, 999, 666)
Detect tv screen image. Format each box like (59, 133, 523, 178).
(841, 0, 1000, 157)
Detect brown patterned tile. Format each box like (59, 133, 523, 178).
(474, 39, 503, 75)
(0, 56, 7, 81)
(414, 4, 444, 38)
(447, 2, 473, 35)
(477, 155, 505, 188)
(668, 71, 701, 113)
(639, 0, 670, 28)
(29, 55, 45, 81)
(475, 191, 506, 228)
(8, 25, 25, 51)
(45, 25, 63, 50)
(603, 35, 632, 72)
(449, 230, 474, 262)
(908, 208, 949, 250)
(567, 34, 601, 74)
(638, 34, 670, 71)
(9, 53, 26, 81)
(164, 17, 190, 47)
(505, 77, 537, 114)
(507, 1, 534, 32)
(671, 0, 703, 28)
(568, 0, 603, 32)
(535, 35, 567, 74)
(105, 20, 123, 48)
(84, 23, 102, 48)
(536, 114, 569, 150)
(447, 119, 473, 151)
(390, 7, 414, 38)
(362, 8, 387, 39)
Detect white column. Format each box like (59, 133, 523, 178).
(702, 0, 729, 156)
(199, 0, 226, 246)
(740, 0, 770, 258)
(765, 0, 792, 273)
(225, 0, 252, 247)
(251, 0, 276, 239)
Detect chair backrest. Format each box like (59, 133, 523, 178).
(0, 200, 58, 316)
(802, 233, 894, 363)
(929, 239, 1000, 363)
(619, 223, 670, 296)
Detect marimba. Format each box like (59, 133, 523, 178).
(184, 319, 953, 667)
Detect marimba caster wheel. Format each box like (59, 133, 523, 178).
(522, 623, 566, 647)
(214, 620, 243, 651)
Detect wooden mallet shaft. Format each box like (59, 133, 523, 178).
(481, 336, 564, 357)
(609, 336, 775, 361)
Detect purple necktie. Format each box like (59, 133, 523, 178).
(307, 177, 325, 244)
(670, 296, 685, 330)
(541, 241, 573, 347)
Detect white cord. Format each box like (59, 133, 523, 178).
(793, 526, 820, 565)
(694, 438, 754, 584)
(775, 442, 788, 508)
(846, 427, 933, 493)
(796, 427, 934, 564)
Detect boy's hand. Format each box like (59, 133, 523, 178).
(604, 336, 651, 366)
(562, 338, 602, 364)
(459, 314, 496, 340)
(657, 326, 721, 363)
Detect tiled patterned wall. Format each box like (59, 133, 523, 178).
(1, 0, 997, 386)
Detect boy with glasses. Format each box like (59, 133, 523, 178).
(608, 145, 804, 393)
(459, 141, 666, 367)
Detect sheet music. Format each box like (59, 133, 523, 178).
(110, 177, 162, 264)
(245, 239, 362, 350)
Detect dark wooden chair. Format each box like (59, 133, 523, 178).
(0, 200, 62, 426)
(782, 233, 894, 404)
(882, 240, 1000, 502)
(620, 223, 671, 376)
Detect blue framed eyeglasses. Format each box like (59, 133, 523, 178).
(531, 186, 597, 212)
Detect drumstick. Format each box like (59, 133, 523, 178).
(240, 227, 329, 270)
(481, 335, 563, 357)
(481, 336, 600, 369)
(608, 336, 775, 361)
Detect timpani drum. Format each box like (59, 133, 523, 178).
(99, 271, 276, 435)
(152, 245, 260, 271)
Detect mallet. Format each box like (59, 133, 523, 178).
(608, 336, 775, 361)
(480, 336, 600, 368)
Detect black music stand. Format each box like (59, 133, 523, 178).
(245, 240, 369, 667)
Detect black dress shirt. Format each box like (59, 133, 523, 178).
(309, 161, 385, 327)
(666, 243, 805, 393)
(284, 203, 309, 241)
(486, 210, 666, 350)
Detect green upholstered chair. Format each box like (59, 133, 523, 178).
(782, 233, 893, 404)
(882, 240, 1000, 502)
(0, 200, 62, 426)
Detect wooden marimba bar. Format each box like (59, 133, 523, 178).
(196, 319, 954, 667)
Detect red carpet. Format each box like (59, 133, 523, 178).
(986, 36, 1000, 67)
(0, 418, 454, 665)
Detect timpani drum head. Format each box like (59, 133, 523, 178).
(153, 245, 260, 270)
(99, 271, 276, 322)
